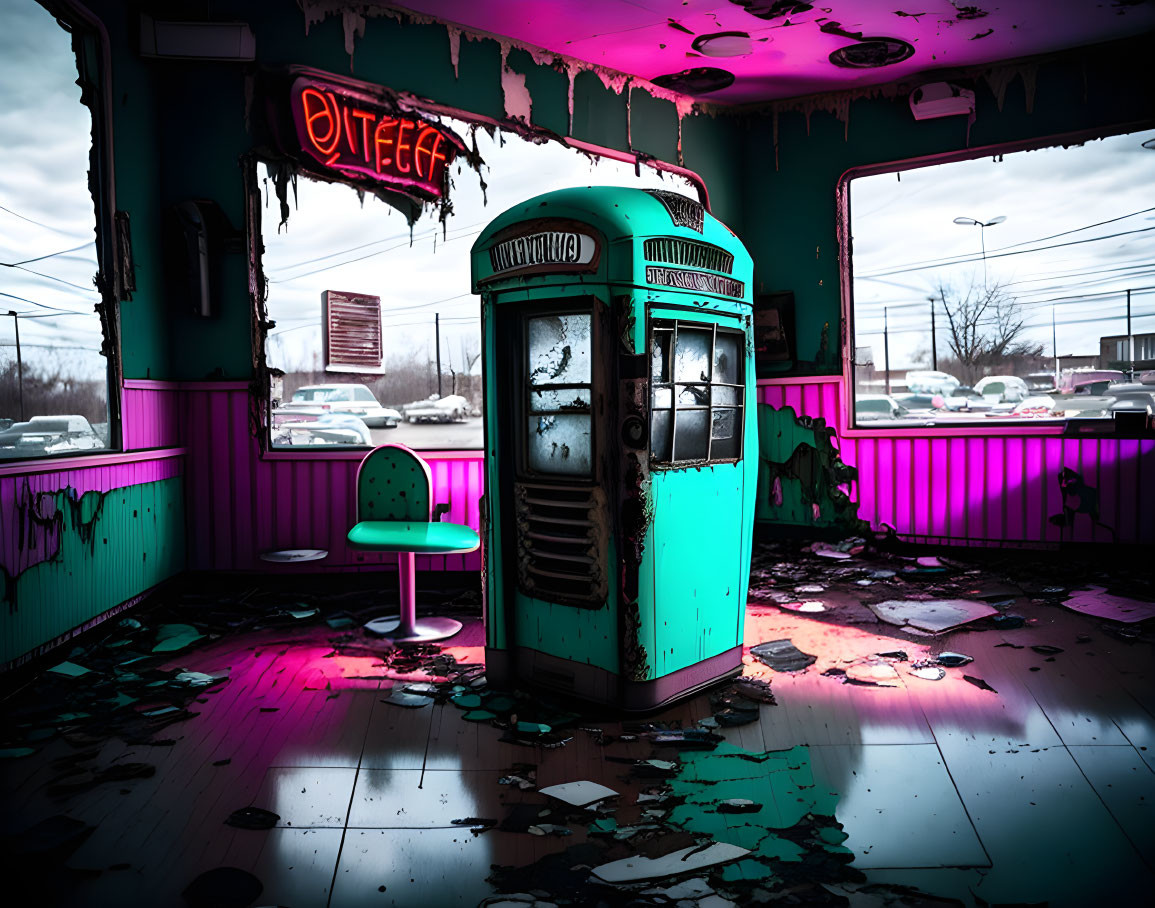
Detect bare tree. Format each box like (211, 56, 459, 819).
(934, 279, 1043, 384)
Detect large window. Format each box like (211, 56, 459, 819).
(0, 3, 109, 460)
(650, 320, 744, 464)
(261, 122, 692, 451)
(848, 126, 1155, 428)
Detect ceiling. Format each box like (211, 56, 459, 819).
(388, 0, 1155, 105)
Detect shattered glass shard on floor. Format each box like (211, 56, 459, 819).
(867, 598, 998, 633)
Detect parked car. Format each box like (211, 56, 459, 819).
(272, 409, 374, 446)
(942, 386, 995, 412)
(0, 415, 105, 458)
(1103, 383, 1155, 415)
(893, 393, 939, 414)
(974, 375, 1029, 403)
(1057, 369, 1127, 393)
(855, 394, 908, 421)
(401, 394, 470, 423)
(279, 384, 401, 428)
(1011, 396, 1056, 417)
(904, 370, 960, 396)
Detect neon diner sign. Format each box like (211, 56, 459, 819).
(289, 76, 458, 198)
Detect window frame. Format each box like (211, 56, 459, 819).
(649, 318, 745, 469)
(518, 304, 597, 481)
(837, 120, 1155, 437)
(0, 2, 123, 466)
(245, 86, 710, 458)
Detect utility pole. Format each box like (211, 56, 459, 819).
(434, 312, 443, 398)
(883, 306, 891, 396)
(1052, 306, 1059, 389)
(928, 296, 938, 370)
(1126, 288, 1134, 379)
(8, 311, 24, 421)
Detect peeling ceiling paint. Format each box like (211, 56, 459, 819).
(382, 0, 1155, 104)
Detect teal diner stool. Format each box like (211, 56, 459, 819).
(347, 444, 480, 641)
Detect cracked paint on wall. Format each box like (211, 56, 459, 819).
(0, 476, 185, 667)
(756, 403, 864, 532)
(299, 0, 703, 161)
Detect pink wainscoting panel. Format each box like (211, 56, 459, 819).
(756, 377, 1154, 546)
(0, 453, 183, 579)
(176, 385, 485, 572)
(121, 382, 182, 450)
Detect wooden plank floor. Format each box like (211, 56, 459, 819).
(1, 592, 1152, 907)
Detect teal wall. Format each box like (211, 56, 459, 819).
(738, 36, 1154, 374)
(90, 0, 746, 382)
(0, 477, 186, 667)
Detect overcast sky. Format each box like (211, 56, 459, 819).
(0, 1, 103, 382)
(851, 129, 1155, 370)
(4, 1, 1153, 390)
(262, 133, 682, 377)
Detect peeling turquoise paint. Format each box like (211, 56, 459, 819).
(1, 478, 185, 667)
(756, 404, 864, 533)
(668, 742, 851, 879)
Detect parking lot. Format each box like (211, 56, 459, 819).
(369, 416, 484, 450)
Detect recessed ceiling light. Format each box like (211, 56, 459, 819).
(829, 37, 915, 69)
(691, 31, 753, 57)
(651, 67, 736, 93)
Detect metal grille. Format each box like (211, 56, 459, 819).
(644, 238, 734, 274)
(323, 291, 382, 369)
(514, 481, 607, 606)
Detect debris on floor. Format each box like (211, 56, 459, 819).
(867, 598, 999, 634)
(750, 639, 817, 672)
(1058, 585, 1155, 623)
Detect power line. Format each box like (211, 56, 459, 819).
(0, 291, 92, 314)
(2, 242, 93, 267)
(275, 220, 485, 271)
(0, 343, 102, 351)
(852, 205, 1155, 275)
(856, 226, 1155, 280)
(857, 309, 1154, 337)
(7, 264, 97, 293)
(0, 203, 80, 233)
(267, 228, 484, 284)
(856, 285, 1155, 314)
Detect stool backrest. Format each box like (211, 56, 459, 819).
(355, 444, 432, 522)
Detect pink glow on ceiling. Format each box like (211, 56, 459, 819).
(389, 0, 1155, 104)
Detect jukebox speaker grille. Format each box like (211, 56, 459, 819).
(643, 238, 735, 274)
(513, 481, 608, 607)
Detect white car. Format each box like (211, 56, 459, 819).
(402, 394, 470, 423)
(974, 376, 1029, 403)
(904, 370, 960, 396)
(942, 386, 995, 412)
(279, 384, 401, 428)
(855, 394, 908, 421)
(272, 410, 374, 446)
(0, 414, 105, 458)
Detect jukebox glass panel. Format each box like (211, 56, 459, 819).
(651, 321, 744, 465)
(526, 313, 593, 476)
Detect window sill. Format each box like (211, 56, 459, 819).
(841, 419, 1151, 439)
(261, 447, 484, 462)
(0, 447, 187, 478)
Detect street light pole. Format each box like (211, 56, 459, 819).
(883, 305, 891, 396)
(927, 296, 937, 370)
(952, 215, 1006, 288)
(8, 310, 24, 421)
(1126, 288, 1134, 379)
(435, 312, 443, 398)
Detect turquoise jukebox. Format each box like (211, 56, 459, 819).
(471, 186, 757, 711)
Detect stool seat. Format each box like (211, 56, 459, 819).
(348, 520, 479, 554)
(345, 443, 481, 643)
